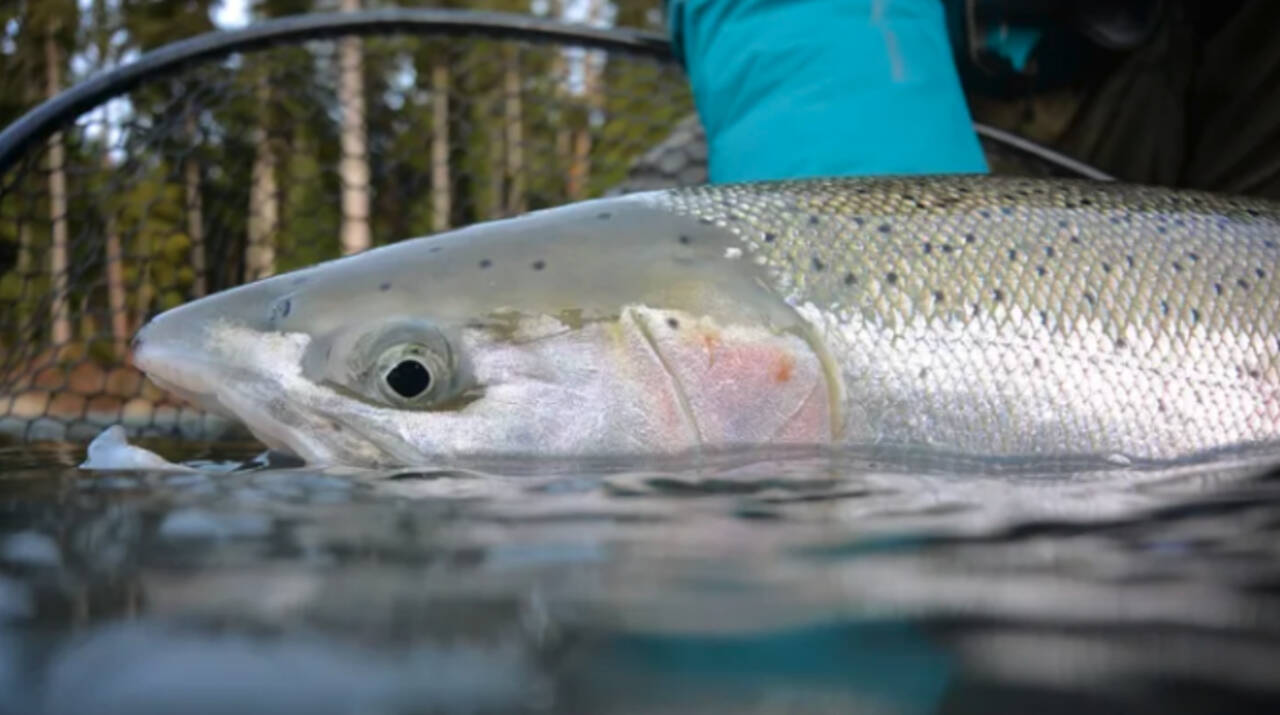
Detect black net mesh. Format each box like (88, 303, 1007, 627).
(0, 26, 695, 443)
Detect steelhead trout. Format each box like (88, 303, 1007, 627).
(133, 176, 1280, 466)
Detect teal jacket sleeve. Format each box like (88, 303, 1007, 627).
(667, 0, 988, 183)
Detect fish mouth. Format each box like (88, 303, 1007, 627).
(132, 336, 236, 420)
(135, 337, 319, 459)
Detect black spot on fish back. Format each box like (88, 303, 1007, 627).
(531, 260, 546, 271)
(378, 283, 391, 292)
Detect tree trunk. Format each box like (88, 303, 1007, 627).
(44, 29, 71, 349)
(567, 0, 605, 200)
(550, 30, 572, 202)
(103, 201, 128, 359)
(16, 223, 31, 277)
(555, 125, 571, 199)
(430, 59, 451, 233)
(184, 110, 207, 297)
(338, 0, 370, 255)
(502, 45, 526, 214)
(17, 74, 33, 284)
(133, 258, 153, 333)
(568, 127, 591, 200)
(101, 103, 128, 360)
(246, 75, 278, 281)
(487, 93, 505, 219)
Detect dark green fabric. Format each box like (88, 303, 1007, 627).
(1054, 1, 1280, 198)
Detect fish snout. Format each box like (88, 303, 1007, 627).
(130, 275, 292, 389)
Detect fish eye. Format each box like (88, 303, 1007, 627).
(320, 318, 467, 410)
(370, 339, 453, 408)
(384, 358, 432, 398)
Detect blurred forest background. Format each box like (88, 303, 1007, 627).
(0, 0, 689, 437)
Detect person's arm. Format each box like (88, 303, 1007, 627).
(667, 0, 988, 182)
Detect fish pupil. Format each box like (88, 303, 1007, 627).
(386, 359, 432, 398)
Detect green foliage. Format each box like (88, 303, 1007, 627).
(120, 0, 216, 50)
(279, 132, 342, 269)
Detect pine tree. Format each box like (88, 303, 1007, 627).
(31, 1, 79, 352)
(338, 0, 372, 255)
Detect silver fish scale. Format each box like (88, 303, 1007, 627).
(649, 176, 1280, 459)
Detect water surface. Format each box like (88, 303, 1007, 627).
(2, 442, 1279, 714)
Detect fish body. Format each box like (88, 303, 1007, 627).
(134, 176, 1280, 465)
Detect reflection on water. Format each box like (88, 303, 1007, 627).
(2, 442, 1279, 714)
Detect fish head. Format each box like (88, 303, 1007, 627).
(133, 196, 835, 465)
